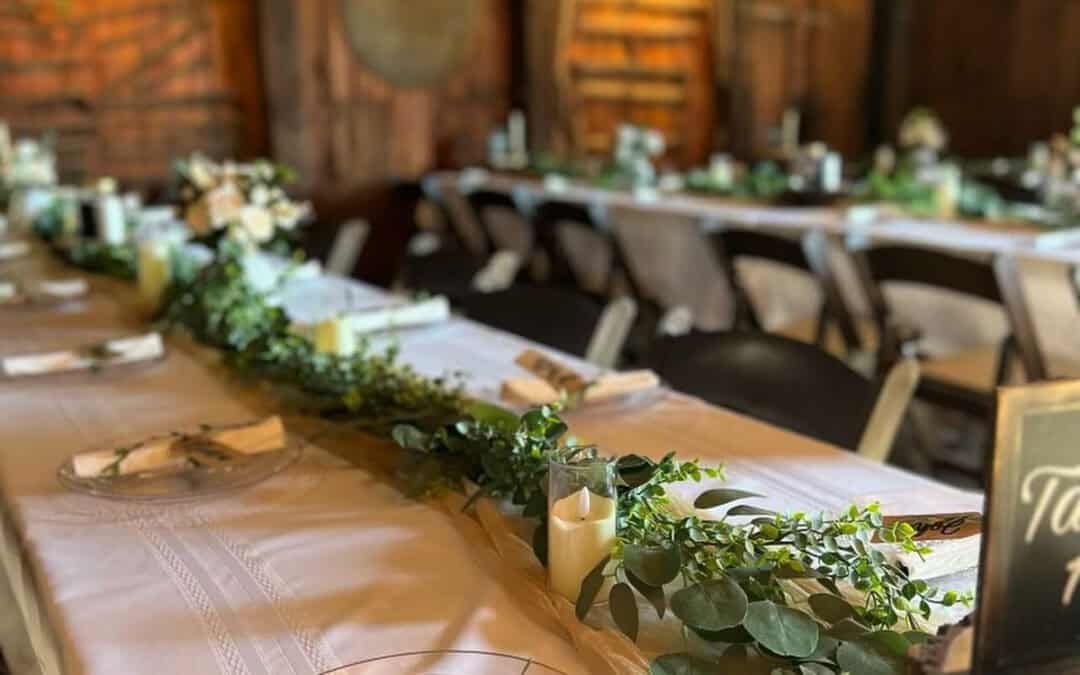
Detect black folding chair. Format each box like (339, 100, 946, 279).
(710, 227, 862, 354)
(649, 331, 916, 456)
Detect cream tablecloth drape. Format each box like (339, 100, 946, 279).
(0, 242, 981, 674)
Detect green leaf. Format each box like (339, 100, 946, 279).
(693, 488, 762, 509)
(670, 578, 748, 632)
(728, 504, 776, 517)
(616, 454, 656, 487)
(624, 543, 681, 586)
(826, 618, 869, 641)
(609, 582, 639, 641)
(808, 593, 855, 624)
(798, 664, 835, 675)
(836, 636, 907, 675)
(462, 400, 519, 432)
(692, 625, 754, 644)
(575, 555, 609, 620)
(742, 601, 820, 658)
(649, 653, 721, 675)
(626, 569, 667, 619)
(903, 631, 931, 645)
(870, 630, 911, 658)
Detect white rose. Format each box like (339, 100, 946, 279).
(236, 205, 274, 243)
(250, 184, 270, 206)
(272, 200, 310, 230)
(205, 184, 243, 229)
(188, 156, 216, 190)
(643, 129, 665, 157)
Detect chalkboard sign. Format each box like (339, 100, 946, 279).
(974, 381, 1080, 673)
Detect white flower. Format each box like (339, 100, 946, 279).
(205, 184, 244, 229)
(272, 200, 310, 230)
(250, 184, 271, 207)
(899, 109, 947, 152)
(235, 205, 274, 243)
(187, 155, 217, 190)
(643, 129, 665, 157)
(13, 139, 39, 162)
(97, 177, 117, 194)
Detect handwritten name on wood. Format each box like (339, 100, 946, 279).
(514, 349, 588, 394)
(877, 512, 982, 540)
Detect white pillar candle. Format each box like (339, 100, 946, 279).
(313, 316, 357, 356)
(548, 486, 617, 601)
(821, 152, 843, 193)
(96, 193, 127, 245)
(934, 165, 962, 219)
(137, 238, 171, 312)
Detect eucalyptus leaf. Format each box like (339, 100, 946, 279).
(836, 636, 907, 675)
(626, 569, 667, 619)
(692, 625, 754, 644)
(728, 504, 777, 517)
(742, 601, 819, 658)
(609, 582, 639, 641)
(649, 653, 721, 675)
(869, 630, 911, 658)
(624, 543, 681, 586)
(670, 578, 748, 632)
(808, 593, 855, 624)
(798, 664, 835, 675)
(463, 400, 519, 432)
(825, 618, 869, 641)
(575, 555, 609, 620)
(693, 488, 762, 509)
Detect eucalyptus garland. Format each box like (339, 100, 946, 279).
(160, 239, 464, 433)
(392, 406, 971, 675)
(59, 240, 137, 280)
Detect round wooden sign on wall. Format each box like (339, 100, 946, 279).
(338, 0, 481, 87)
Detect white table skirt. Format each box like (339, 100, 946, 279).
(0, 244, 981, 674)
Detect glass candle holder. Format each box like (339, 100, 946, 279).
(548, 458, 617, 602)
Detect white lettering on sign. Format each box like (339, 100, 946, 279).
(1063, 556, 1080, 607)
(1020, 464, 1080, 544)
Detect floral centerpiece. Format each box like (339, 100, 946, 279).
(0, 123, 58, 212)
(174, 153, 310, 252)
(898, 108, 948, 166)
(594, 124, 666, 193)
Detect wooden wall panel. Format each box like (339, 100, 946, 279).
(888, 0, 1080, 157)
(259, 0, 511, 194)
(0, 0, 266, 188)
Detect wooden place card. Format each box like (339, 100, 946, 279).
(974, 380, 1080, 673)
(878, 512, 982, 541)
(513, 349, 588, 395)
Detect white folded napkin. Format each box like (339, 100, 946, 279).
(34, 278, 89, 299)
(72, 416, 287, 478)
(472, 250, 521, 293)
(346, 296, 450, 334)
(501, 370, 660, 406)
(1, 332, 164, 377)
(0, 240, 30, 261)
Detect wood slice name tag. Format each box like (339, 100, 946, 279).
(974, 381, 1080, 674)
(877, 512, 982, 541)
(513, 349, 588, 395)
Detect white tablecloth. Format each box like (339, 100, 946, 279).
(0, 243, 982, 674)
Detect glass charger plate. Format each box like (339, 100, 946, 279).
(57, 433, 304, 502)
(322, 650, 568, 674)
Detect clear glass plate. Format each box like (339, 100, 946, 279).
(57, 432, 304, 502)
(321, 650, 569, 674)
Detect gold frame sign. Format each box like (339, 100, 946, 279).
(975, 380, 1080, 673)
(337, 0, 481, 87)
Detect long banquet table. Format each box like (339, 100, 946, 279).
(0, 240, 982, 674)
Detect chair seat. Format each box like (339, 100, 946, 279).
(458, 285, 605, 357)
(650, 331, 878, 450)
(920, 343, 1006, 393)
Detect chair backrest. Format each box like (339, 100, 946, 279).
(711, 227, 861, 350)
(529, 199, 598, 290)
(464, 189, 523, 255)
(585, 296, 638, 368)
(311, 180, 423, 287)
(653, 331, 880, 450)
(324, 219, 370, 277)
(852, 244, 1047, 381)
(458, 284, 606, 358)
